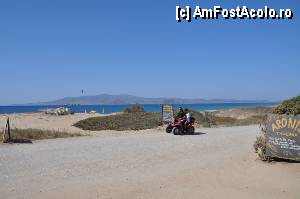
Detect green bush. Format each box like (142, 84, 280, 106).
(74, 112, 162, 131)
(274, 95, 300, 115)
(124, 103, 145, 113)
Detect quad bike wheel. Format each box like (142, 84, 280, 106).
(172, 127, 181, 135)
(166, 125, 172, 133)
(187, 126, 195, 134)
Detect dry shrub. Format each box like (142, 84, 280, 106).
(254, 135, 267, 160)
(212, 115, 267, 127)
(214, 116, 238, 126)
(124, 103, 145, 113)
(190, 110, 267, 127)
(253, 117, 269, 161)
(1, 128, 81, 143)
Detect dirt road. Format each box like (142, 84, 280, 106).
(0, 125, 299, 199)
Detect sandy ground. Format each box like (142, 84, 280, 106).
(0, 113, 111, 135)
(0, 125, 299, 199)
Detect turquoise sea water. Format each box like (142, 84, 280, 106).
(0, 103, 277, 114)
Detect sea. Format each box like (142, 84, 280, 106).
(0, 102, 277, 114)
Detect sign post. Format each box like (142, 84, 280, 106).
(162, 104, 173, 123)
(266, 114, 300, 161)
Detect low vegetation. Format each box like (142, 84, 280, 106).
(253, 118, 268, 161)
(214, 115, 268, 127)
(175, 109, 268, 128)
(273, 95, 300, 115)
(124, 103, 145, 113)
(1, 128, 81, 143)
(75, 104, 161, 131)
(254, 134, 267, 160)
(74, 112, 163, 131)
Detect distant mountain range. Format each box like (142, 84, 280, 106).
(25, 94, 270, 105)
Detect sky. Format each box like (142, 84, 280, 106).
(0, 0, 299, 105)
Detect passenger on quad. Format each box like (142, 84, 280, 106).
(184, 108, 191, 129)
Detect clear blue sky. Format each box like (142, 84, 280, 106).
(0, 0, 299, 105)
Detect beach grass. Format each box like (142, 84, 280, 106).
(1, 128, 82, 143)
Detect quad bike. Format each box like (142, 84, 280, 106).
(166, 117, 195, 135)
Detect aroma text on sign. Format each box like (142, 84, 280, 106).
(272, 117, 300, 136)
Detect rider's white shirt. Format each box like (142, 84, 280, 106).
(186, 112, 191, 122)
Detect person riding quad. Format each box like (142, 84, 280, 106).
(175, 107, 185, 120)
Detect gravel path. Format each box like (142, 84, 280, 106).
(0, 125, 299, 199)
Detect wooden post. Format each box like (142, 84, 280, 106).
(2, 117, 11, 143)
(7, 117, 11, 142)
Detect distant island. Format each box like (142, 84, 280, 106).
(23, 94, 271, 106)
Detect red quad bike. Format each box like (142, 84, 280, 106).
(166, 117, 195, 135)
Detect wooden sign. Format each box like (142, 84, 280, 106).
(266, 115, 300, 161)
